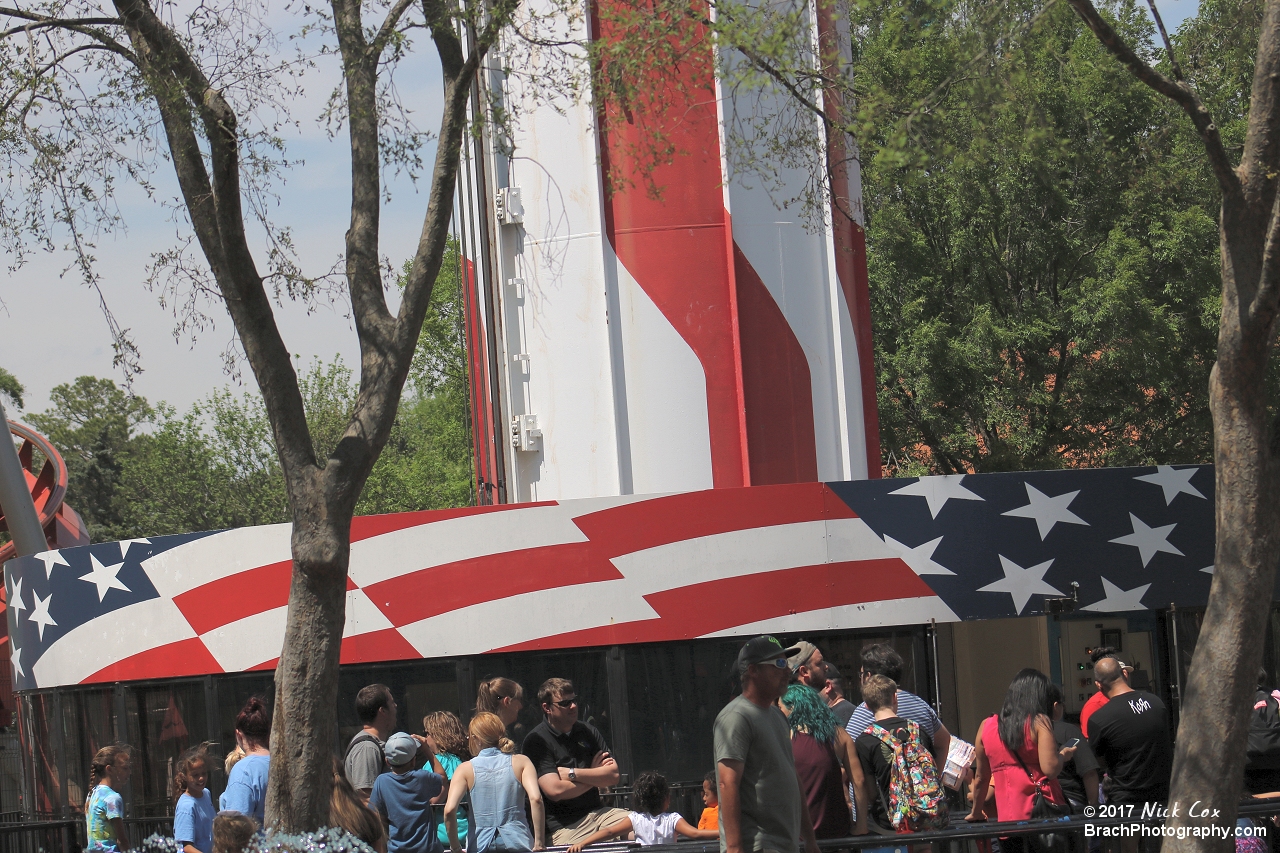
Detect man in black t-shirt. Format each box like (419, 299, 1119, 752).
(521, 677, 625, 845)
(853, 675, 937, 832)
(1087, 658, 1172, 806)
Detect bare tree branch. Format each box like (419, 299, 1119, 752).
(371, 0, 418, 57)
(1144, 0, 1184, 80)
(1065, 0, 1240, 197)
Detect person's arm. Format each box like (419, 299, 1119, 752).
(966, 727, 990, 821)
(931, 720, 952, 769)
(674, 817, 718, 840)
(514, 756, 547, 851)
(1083, 769, 1100, 807)
(1034, 715, 1066, 778)
(834, 728, 868, 835)
(718, 760, 745, 853)
(110, 816, 130, 851)
(444, 762, 474, 853)
(565, 817, 632, 853)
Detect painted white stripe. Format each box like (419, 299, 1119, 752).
(344, 588, 395, 637)
(200, 606, 288, 673)
(611, 517, 895, 593)
(400, 517, 895, 656)
(348, 505, 589, 588)
(33, 597, 197, 687)
(396, 580, 659, 658)
(143, 524, 292, 599)
(698, 597, 961, 638)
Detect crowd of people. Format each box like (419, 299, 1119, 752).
(81, 638, 1229, 853)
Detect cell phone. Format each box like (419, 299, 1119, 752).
(1064, 738, 1081, 748)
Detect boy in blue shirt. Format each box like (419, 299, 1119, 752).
(370, 731, 449, 853)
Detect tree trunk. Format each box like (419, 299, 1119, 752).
(1163, 194, 1280, 852)
(264, 482, 353, 830)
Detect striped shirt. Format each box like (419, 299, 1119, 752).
(846, 689, 942, 740)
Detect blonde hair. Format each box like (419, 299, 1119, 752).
(469, 712, 515, 754)
(424, 711, 471, 760)
(476, 677, 523, 714)
(863, 675, 897, 712)
(225, 745, 245, 775)
(213, 812, 257, 853)
(331, 756, 386, 851)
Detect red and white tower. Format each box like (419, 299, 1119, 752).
(457, 0, 879, 503)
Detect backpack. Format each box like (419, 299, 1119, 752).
(865, 720, 949, 831)
(1246, 690, 1280, 771)
(345, 732, 390, 777)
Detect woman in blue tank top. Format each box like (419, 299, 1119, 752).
(444, 712, 546, 852)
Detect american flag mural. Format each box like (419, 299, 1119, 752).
(4, 466, 1225, 691)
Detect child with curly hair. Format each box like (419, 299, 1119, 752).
(567, 771, 718, 852)
(173, 743, 216, 853)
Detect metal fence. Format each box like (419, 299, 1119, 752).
(0, 799, 1276, 853)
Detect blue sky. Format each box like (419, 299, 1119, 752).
(3, 0, 1202, 419)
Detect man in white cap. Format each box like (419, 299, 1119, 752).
(369, 731, 450, 853)
(715, 636, 820, 853)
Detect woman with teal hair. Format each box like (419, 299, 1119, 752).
(781, 683, 869, 838)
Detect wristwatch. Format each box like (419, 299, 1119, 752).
(568, 768, 578, 783)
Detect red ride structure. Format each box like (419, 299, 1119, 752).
(0, 422, 89, 707)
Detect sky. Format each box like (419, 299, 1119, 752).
(1, 0, 1202, 420)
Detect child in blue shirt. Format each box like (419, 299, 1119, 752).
(370, 732, 449, 853)
(173, 744, 216, 853)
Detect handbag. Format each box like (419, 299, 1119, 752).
(1011, 747, 1073, 853)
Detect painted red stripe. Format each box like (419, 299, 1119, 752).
(363, 542, 624, 627)
(82, 637, 223, 684)
(175, 560, 293, 635)
(593, 1, 749, 488)
(733, 243, 819, 485)
(570, 482, 853, 558)
(491, 557, 933, 651)
(340, 628, 422, 665)
(350, 503, 554, 542)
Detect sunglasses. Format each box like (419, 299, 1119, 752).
(550, 698, 578, 708)
(757, 658, 788, 669)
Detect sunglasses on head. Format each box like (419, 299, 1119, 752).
(759, 657, 788, 669)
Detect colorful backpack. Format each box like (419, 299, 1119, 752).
(865, 720, 950, 831)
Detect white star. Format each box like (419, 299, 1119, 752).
(6, 576, 24, 616)
(1002, 484, 1090, 540)
(33, 550, 69, 579)
(883, 534, 955, 576)
(888, 475, 985, 519)
(1109, 513, 1184, 567)
(1083, 577, 1152, 612)
(11, 644, 23, 679)
(1134, 466, 1206, 505)
(1201, 565, 1215, 575)
(27, 592, 56, 641)
(79, 554, 130, 601)
(977, 555, 1065, 614)
(118, 538, 151, 559)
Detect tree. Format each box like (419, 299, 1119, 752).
(26, 377, 152, 541)
(0, 368, 22, 410)
(1057, 0, 1280, 844)
(1, 0, 513, 828)
(857, 0, 1225, 475)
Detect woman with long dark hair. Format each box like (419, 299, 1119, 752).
(220, 696, 271, 826)
(967, 670, 1074, 849)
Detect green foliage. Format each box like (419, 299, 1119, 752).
(859, 0, 1242, 473)
(0, 368, 23, 410)
(30, 244, 474, 540)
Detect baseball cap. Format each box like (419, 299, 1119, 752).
(384, 732, 418, 767)
(736, 636, 791, 673)
(786, 640, 819, 674)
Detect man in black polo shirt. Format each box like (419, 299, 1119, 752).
(521, 677, 625, 845)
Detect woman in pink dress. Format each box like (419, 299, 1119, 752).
(966, 669, 1075, 853)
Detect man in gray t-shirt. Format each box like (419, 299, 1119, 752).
(345, 684, 398, 803)
(714, 637, 819, 853)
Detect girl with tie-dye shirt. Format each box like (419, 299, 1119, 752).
(86, 745, 131, 851)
